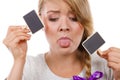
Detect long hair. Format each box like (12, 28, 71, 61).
(64, 0, 94, 79)
(38, 0, 94, 79)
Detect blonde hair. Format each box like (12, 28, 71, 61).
(38, 0, 93, 79)
(63, 0, 94, 79)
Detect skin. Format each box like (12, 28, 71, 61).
(3, 26, 31, 80)
(98, 47, 120, 80)
(41, 0, 84, 77)
(3, 0, 120, 80)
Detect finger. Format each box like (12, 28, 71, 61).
(13, 35, 31, 43)
(108, 62, 120, 71)
(97, 49, 109, 59)
(109, 47, 120, 50)
(3, 26, 30, 49)
(4, 34, 31, 49)
(6, 28, 30, 41)
(7, 35, 30, 49)
(4, 31, 31, 47)
(10, 32, 31, 42)
(106, 47, 120, 59)
(21, 25, 27, 29)
(8, 26, 30, 37)
(97, 49, 102, 56)
(18, 28, 30, 34)
(8, 25, 30, 32)
(6, 27, 30, 40)
(107, 51, 120, 60)
(8, 26, 22, 32)
(109, 47, 120, 53)
(107, 55, 120, 64)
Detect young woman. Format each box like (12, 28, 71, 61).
(3, 0, 120, 80)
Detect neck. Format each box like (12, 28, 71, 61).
(47, 50, 80, 63)
(45, 50, 83, 78)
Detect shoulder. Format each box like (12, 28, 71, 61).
(91, 53, 114, 79)
(25, 53, 45, 68)
(26, 53, 44, 63)
(91, 53, 106, 64)
(91, 53, 107, 70)
(22, 53, 46, 80)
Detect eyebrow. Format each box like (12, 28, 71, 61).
(46, 10, 75, 15)
(47, 10, 60, 14)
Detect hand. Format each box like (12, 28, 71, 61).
(3, 26, 31, 61)
(97, 47, 120, 80)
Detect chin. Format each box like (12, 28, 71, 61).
(58, 47, 75, 54)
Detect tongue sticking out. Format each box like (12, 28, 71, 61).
(58, 38, 71, 48)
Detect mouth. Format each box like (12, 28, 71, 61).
(57, 37, 72, 48)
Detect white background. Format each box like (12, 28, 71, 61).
(0, 0, 120, 79)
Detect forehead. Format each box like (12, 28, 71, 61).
(42, 0, 71, 13)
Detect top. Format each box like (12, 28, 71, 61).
(22, 53, 114, 80)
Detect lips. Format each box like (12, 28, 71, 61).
(57, 37, 71, 48)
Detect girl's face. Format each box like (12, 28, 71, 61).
(41, 0, 84, 54)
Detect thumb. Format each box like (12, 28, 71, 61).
(97, 49, 109, 60)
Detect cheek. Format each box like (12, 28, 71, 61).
(44, 22, 59, 43)
(41, 16, 58, 42)
(73, 24, 84, 43)
(44, 18, 60, 35)
(45, 23, 57, 35)
(73, 23, 84, 36)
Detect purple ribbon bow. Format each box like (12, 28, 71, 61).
(73, 71, 103, 80)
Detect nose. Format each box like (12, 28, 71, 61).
(59, 26, 70, 32)
(59, 18, 70, 32)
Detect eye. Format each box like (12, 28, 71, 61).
(69, 17, 78, 22)
(49, 18, 59, 22)
(69, 13, 78, 22)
